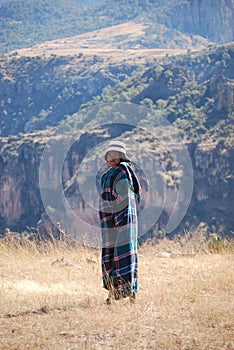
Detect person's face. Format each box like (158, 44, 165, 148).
(106, 151, 120, 168)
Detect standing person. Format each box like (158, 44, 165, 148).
(99, 141, 141, 304)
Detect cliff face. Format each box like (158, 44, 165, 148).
(193, 141, 234, 232)
(0, 129, 233, 237)
(0, 129, 111, 233)
(169, 0, 234, 43)
(0, 138, 44, 230)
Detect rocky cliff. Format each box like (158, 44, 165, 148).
(0, 136, 44, 230)
(186, 139, 233, 236)
(169, 0, 234, 43)
(0, 125, 233, 238)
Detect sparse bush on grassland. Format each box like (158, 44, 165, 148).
(1, 227, 233, 256)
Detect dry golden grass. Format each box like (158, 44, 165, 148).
(11, 21, 187, 65)
(0, 238, 233, 350)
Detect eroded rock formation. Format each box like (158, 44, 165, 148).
(169, 0, 234, 43)
(0, 128, 233, 237)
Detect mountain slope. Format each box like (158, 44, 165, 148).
(0, 43, 233, 235)
(0, 42, 233, 137)
(0, 0, 233, 53)
(0, 0, 103, 53)
(0, 53, 137, 136)
(14, 20, 209, 58)
(0, 18, 213, 138)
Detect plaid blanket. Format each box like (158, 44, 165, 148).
(99, 162, 141, 297)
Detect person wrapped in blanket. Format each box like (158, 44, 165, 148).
(99, 140, 141, 304)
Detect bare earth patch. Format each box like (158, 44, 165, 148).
(0, 242, 233, 350)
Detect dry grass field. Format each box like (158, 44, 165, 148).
(12, 21, 187, 65)
(0, 237, 233, 350)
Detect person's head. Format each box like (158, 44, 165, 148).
(105, 141, 130, 167)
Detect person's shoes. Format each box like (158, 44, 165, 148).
(114, 290, 120, 300)
(129, 292, 136, 304)
(106, 298, 111, 305)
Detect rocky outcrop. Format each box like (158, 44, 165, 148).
(193, 140, 234, 232)
(216, 76, 234, 110)
(0, 137, 44, 230)
(168, 0, 234, 43)
(132, 66, 191, 103)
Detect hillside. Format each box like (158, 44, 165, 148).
(1, 42, 233, 137)
(0, 19, 195, 138)
(0, 0, 233, 53)
(15, 20, 208, 56)
(0, 0, 101, 53)
(0, 41, 233, 236)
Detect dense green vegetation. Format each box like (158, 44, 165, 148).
(75, 44, 234, 143)
(0, 0, 119, 53)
